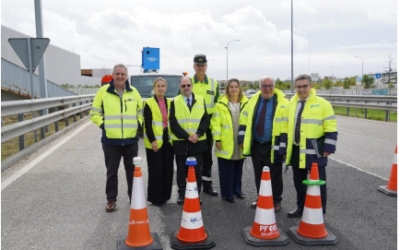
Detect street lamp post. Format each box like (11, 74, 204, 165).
(225, 39, 240, 82)
(354, 56, 364, 78)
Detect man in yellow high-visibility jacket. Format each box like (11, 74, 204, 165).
(90, 64, 143, 212)
(191, 54, 220, 197)
(238, 77, 288, 211)
(170, 76, 209, 205)
(281, 74, 338, 218)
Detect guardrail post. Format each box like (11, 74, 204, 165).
(65, 116, 69, 127)
(80, 101, 83, 119)
(364, 109, 367, 119)
(346, 107, 349, 116)
(18, 114, 25, 151)
(385, 111, 389, 122)
(73, 103, 77, 123)
(53, 107, 59, 132)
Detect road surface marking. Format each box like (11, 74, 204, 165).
(330, 157, 387, 181)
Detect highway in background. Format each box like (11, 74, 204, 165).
(1, 116, 397, 250)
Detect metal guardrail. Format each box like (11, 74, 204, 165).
(1, 95, 95, 144)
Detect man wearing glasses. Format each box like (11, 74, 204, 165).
(170, 76, 209, 205)
(281, 74, 337, 218)
(238, 77, 288, 210)
(90, 64, 143, 212)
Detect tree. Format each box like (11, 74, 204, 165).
(322, 78, 332, 89)
(361, 75, 374, 89)
(275, 78, 284, 88)
(343, 77, 351, 89)
(350, 76, 357, 86)
(311, 82, 321, 89)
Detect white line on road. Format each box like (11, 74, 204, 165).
(337, 127, 362, 134)
(330, 157, 388, 181)
(2, 121, 92, 191)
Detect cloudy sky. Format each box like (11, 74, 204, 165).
(2, 0, 397, 81)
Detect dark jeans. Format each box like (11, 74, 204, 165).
(251, 142, 283, 204)
(202, 123, 214, 189)
(102, 143, 138, 202)
(146, 129, 174, 204)
(291, 145, 327, 213)
(217, 157, 244, 199)
(176, 153, 203, 197)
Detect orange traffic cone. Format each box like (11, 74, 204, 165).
(288, 163, 338, 245)
(117, 157, 162, 250)
(171, 157, 215, 250)
(242, 166, 289, 246)
(378, 145, 397, 196)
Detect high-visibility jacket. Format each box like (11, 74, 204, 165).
(211, 95, 249, 159)
(281, 88, 338, 169)
(238, 89, 289, 163)
(90, 81, 143, 145)
(143, 96, 172, 149)
(191, 75, 219, 114)
(172, 94, 207, 142)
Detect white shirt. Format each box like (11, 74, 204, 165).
(183, 94, 193, 107)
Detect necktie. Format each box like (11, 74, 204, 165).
(256, 99, 267, 136)
(187, 98, 191, 111)
(295, 100, 305, 144)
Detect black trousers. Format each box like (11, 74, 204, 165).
(102, 143, 138, 202)
(176, 153, 203, 197)
(202, 117, 214, 189)
(146, 129, 174, 204)
(251, 142, 283, 204)
(217, 157, 244, 199)
(291, 145, 327, 213)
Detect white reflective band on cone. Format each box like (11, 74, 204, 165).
(131, 176, 146, 210)
(306, 185, 321, 196)
(181, 211, 204, 229)
(393, 153, 397, 164)
(185, 182, 199, 199)
(254, 207, 276, 225)
(259, 180, 272, 197)
(301, 207, 324, 225)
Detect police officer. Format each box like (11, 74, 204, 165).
(170, 76, 209, 205)
(90, 64, 143, 212)
(281, 74, 338, 218)
(191, 54, 220, 196)
(238, 76, 288, 211)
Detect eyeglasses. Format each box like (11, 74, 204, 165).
(181, 84, 192, 88)
(114, 73, 126, 76)
(260, 85, 274, 89)
(295, 85, 309, 90)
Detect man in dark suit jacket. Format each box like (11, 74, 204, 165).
(170, 77, 209, 205)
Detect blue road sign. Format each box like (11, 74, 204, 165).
(375, 73, 381, 79)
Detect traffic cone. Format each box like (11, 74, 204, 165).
(117, 157, 162, 250)
(378, 145, 397, 196)
(242, 166, 289, 246)
(171, 157, 215, 250)
(288, 163, 338, 245)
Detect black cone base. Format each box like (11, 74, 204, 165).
(378, 185, 397, 197)
(170, 230, 215, 250)
(288, 226, 338, 246)
(117, 233, 163, 250)
(242, 226, 289, 246)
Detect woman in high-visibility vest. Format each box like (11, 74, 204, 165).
(211, 79, 249, 203)
(143, 77, 174, 207)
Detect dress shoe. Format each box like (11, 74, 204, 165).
(223, 197, 235, 203)
(203, 188, 218, 196)
(287, 207, 303, 218)
(106, 201, 116, 212)
(250, 200, 258, 209)
(235, 193, 245, 199)
(177, 196, 184, 205)
(274, 202, 281, 212)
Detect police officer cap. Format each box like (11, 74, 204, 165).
(194, 54, 207, 65)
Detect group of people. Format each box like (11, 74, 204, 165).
(90, 54, 338, 220)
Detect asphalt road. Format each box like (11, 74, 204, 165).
(1, 116, 397, 250)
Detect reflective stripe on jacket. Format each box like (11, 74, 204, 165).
(172, 94, 207, 141)
(211, 95, 249, 159)
(239, 88, 289, 163)
(191, 76, 218, 114)
(143, 97, 172, 149)
(281, 88, 338, 169)
(90, 81, 143, 145)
